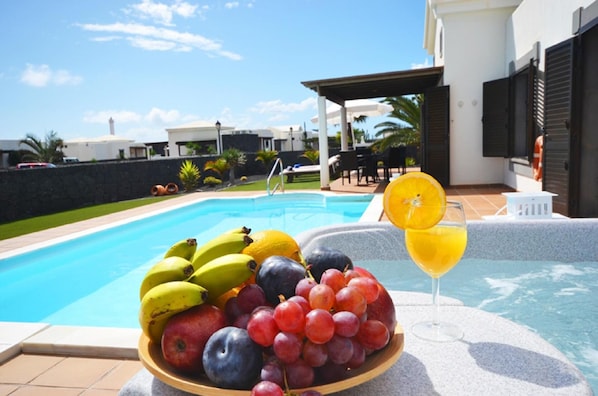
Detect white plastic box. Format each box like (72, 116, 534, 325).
(502, 192, 557, 219)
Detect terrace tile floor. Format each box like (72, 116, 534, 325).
(0, 170, 515, 394)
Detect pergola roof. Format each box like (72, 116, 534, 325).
(301, 66, 444, 104)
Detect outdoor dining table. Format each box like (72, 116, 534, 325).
(119, 291, 591, 395)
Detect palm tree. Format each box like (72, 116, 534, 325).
(373, 95, 423, 151)
(20, 131, 64, 163)
(221, 148, 247, 184)
(255, 149, 279, 174)
(300, 150, 319, 164)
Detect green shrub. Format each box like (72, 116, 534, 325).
(203, 176, 222, 186)
(178, 160, 200, 192)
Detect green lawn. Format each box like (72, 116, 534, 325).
(225, 174, 323, 191)
(1, 175, 327, 240)
(0, 195, 178, 240)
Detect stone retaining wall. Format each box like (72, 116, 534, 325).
(0, 151, 320, 223)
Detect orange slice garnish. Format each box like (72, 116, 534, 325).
(382, 172, 446, 230)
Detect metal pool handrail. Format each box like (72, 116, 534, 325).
(267, 157, 284, 195)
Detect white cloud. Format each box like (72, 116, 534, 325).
(144, 107, 182, 124)
(249, 97, 317, 114)
(20, 64, 83, 87)
(225, 2, 240, 9)
(79, 22, 242, 60)
(126, 0, 199, 26)
(128, 36, 192, 51)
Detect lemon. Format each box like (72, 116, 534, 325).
(241, 229, 304, 284)
(382, 172, 446, 230)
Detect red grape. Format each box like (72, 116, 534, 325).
(332, 310, 360, 338)
(287, 295, 311, 315)
(247, 308, 279, 347)
(237, 284, 267, 313)
(346, 338, 366, 369)
(232, 312, 250, 329)
(304, 308, 334, 344)
(343, 268, 362, 283)
(334, 286, 367, 316)
(273, 331, 302, 364)
(260, 357, 284, 386)
(251, 380, 284, 396)
(357, 319, 390, 351)
(273, 300, 305, 333)
(326, 334, 353, 365)
(347, 277, 380, 303)
(285, 358, 315, 388)
(295, 277, 317, 300)
(320, 268, 346, 293)
(302, 340, 328, 367)
(308, 283, 335, 311)
(224, 296, 243, 323)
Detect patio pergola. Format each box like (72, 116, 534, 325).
(301, 66, 444, 189)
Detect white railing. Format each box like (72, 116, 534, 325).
(266, 158, 284, 195)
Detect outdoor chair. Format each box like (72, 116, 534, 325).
(339, 150, 360, 185)
(380, 146, 407, 181)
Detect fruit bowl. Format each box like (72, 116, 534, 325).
(138, 323, 404, 395)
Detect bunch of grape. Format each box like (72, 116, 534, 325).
(226, 267, 392, 394)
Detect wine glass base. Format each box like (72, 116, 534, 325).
(411, 321, 464, 342)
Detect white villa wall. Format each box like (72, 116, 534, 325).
(440, 7, 515, 185)
(502, 0, 595, 191)
(63, 141, 134, 161)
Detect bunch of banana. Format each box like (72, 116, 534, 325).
(139, 281, 208, 343)
(191, 231, 253, 271)
(137, 226, 256, 343)
(139, 256, 195, 300)
(187, 253, 257, 303)
(163, 238, 197, 260)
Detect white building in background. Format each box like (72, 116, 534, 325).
(62, 134, 147, 161)
(62, 118, 147, 161)
(164, 121, 318, 157)
(165, 121, 235, 157)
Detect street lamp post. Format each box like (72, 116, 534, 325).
(215, 120, 222, 155)
(290, 127, 293, 152)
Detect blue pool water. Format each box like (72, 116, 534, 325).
(0, 193, 372, 327)
(358, 258, 598, 392)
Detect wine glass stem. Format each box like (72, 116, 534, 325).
(432, 276, 440, 326)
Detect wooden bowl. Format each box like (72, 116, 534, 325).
(138, 324, 404, 395)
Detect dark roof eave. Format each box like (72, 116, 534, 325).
(301, 66, 444, 104)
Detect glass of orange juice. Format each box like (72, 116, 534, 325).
(405, 201, 467, 342)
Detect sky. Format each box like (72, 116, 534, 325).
(0, 0, 432, 143)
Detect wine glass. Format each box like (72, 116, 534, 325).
(404, 201, 467, 342)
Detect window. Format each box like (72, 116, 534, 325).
(482, 59, 541, 161)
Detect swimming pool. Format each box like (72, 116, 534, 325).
(0, 192, 372, 327)
(297, 220, 598, 393)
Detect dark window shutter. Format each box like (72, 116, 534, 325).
(482, 78, 509, 157)
(422, 86, 450, 186)
(544, 38, 575, 216)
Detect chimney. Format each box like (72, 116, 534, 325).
(109, 117, 115, 135)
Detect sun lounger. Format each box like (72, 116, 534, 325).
(282, 155, 340, 182)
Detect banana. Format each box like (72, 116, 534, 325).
(225, 226, 251, 235)
(187, 253, 257, 303)
(139, 281, 208, 343)
(164, 238, 197, 260)
(191, 232, 253, 271)
(139, 256, 195, 300)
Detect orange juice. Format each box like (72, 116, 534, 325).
(405, 224, 467, 278)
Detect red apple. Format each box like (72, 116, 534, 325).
(161, 304, 227, 374)
(366, 284, 397, 338)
